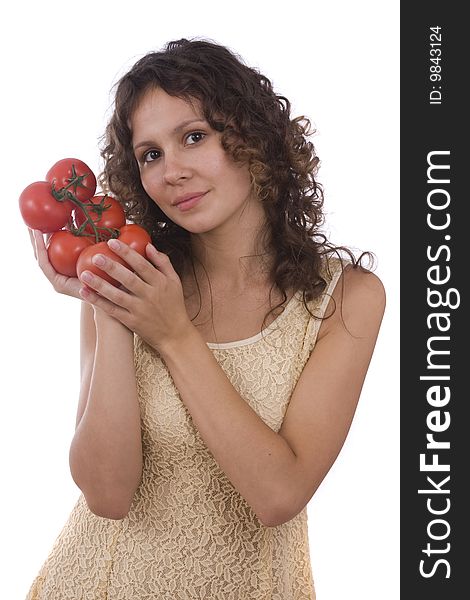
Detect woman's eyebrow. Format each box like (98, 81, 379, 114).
(133, 119, 206, 152)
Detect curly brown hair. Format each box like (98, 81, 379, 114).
(99, 37, 375, 329)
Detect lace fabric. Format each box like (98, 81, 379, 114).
(26, 257, 345, 600)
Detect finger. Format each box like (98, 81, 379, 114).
(79, 267, 135, 309)
(79, 284, 130, 323)
(32, 230, 62, 281)
(28, 228, 38, 260)
(106, 238, 163, 284)
(145, 243, 177, 278)
(87, 252, 147, 296)
(33, 228, 45, 249)
(78, 285, 99, 302)
(33, 230, 50, 269)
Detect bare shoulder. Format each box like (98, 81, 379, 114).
(319, 263, 386, 339)
(342, 263, 386, 302)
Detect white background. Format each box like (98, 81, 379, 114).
(0, 1, 399, 598)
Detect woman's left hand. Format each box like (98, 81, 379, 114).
(78, 239, 193, 351)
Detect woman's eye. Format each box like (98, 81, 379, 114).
(186, 132, 205, 145)
(139, 133, 205, 164)
(142, 149, 160, 163)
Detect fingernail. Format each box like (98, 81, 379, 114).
(108, 239, 120, 250)
(81, 271, 93, 283)
(92, 254, 106, 267)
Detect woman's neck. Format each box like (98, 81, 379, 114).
(188, 229, 273, 294)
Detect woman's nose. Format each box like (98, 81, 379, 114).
(162, 152, 192, 185)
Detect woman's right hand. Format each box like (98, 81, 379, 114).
(28, 228, 83, 299)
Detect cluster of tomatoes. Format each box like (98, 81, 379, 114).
(19, 158, 151, 286)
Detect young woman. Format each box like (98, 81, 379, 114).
(27, 38, 385, 599)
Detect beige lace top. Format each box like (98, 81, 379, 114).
(26, 257, 345, 600)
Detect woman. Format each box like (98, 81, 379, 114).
(27, 38, 385, 599)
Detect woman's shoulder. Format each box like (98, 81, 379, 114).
(317, 255, 386, 339)
(321, 254, 386, 300)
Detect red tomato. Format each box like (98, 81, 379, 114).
(19, 181, 74, 232)
(74, 195, 126, 238)
(118, 224, 152, 256)
(47, 230, 94, 277)
(46, 158, 97, 203)
(76, 242, 129, 287)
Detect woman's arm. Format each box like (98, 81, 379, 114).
(158, 267, 385, 527)
(75, 302, 96, 430)
(69, 308, 143, 520)
(80, 242, 385, 527)
(275, 265, 386, 524)
(28, 229, 142, 520)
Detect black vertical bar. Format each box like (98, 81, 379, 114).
(401, 3, 468, 598)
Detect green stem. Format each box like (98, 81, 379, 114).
(52, 170, 110, 243)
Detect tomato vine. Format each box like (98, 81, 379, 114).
(51, 168, 120, 243)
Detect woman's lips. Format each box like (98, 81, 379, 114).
(175, 192, 207, 212)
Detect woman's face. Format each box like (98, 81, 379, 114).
(130, 87, 261, 236)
